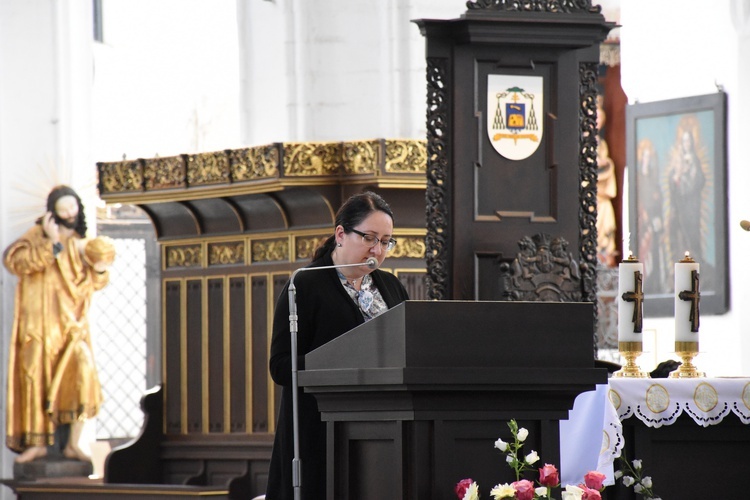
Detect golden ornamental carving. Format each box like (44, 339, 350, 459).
(283, 142, 342, 176)
(230, 145, 279, 181)
(295, 235, 329, 261)
(143, 156, 186, 190)
(186, 151, 230, 186)
(166, 245, 202, 268)
(208, 241, 245, 266)
(252, 239, 289, 263)
(343, 140, 379, 174)
(98, 160, 143, 194)
(388, 236, 426, 259)
(385, 139, 427, 173)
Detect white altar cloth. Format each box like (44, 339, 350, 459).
(560, 377, 750, 487)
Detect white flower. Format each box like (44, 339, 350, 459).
(494, 438, 509, 452)
(561, 484, 584, 500)
(463, 481, 480, 500)
(535, 486, 550, 497)
(517, 427, 529, 442)
(634, 484, 643, 493)
(490, 483, 516, 499)
(632, 459, 642, 470)
(506, 454, 514, 464)
(622, 475, 635, 487)
(525, 450, 540, 465)
(641, 476, 653, 488)
(614, 470, 623, 479)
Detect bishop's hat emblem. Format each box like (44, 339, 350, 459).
(487, 74, 544, 161)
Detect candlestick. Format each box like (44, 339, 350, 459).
(615, 253, 647, 378)
(671, 252, 704, 378)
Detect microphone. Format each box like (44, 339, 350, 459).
(741, 220, 750, 231)
(286, 255, 378, 500)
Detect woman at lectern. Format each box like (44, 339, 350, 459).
(266, 191, 409, 500)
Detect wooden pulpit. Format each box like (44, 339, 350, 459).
(300, 300, 607, 500)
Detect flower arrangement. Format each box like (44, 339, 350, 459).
(454, 419, 661, 500)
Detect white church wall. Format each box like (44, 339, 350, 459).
(238, 0, 461, 144)
(730, 0, 750, 377)
(620, 0, 749, 376)
(92, 0, 241, 162)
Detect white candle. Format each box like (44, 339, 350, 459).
(618, 254, 645, 342)
(675, 252, 700, 342)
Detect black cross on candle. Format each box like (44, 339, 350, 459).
(621, 270, 644, 333)
(678, 269, 700, 333)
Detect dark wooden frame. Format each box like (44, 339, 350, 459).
(626, 92, 728, 316)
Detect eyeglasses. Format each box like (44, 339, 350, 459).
(348, 228, 397, 251)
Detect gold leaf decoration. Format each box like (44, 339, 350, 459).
(230, 145, 279, 181)
(343, 140, 380, 174)
(143, 155, 186, 190)
(98, 160, 143, 194)
(166, 245, 202, 268)
(388, 236, 426, 259)
(251, 238, 289, 263)
(208, 241, 245, 266)
(385, 139, 427, 173)
(283, 142, 342, 176)
(186, 151, 230, 186)
(295, 235, 329, 261)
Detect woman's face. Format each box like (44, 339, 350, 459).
(334, 210, 394, 271)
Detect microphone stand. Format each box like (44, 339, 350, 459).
(287, 258, 377, 500)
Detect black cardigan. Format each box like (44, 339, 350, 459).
(266, 251, 409, 500)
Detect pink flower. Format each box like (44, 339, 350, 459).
(579, 485, 602, 500)
(512, 479, 535, 500)
(583, 471, 606, 491)
(455, 478, 474, 499)
(538, 463, 560, 487)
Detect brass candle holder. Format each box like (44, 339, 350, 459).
(614, 341, 649, 378)
(669, 341, 705, 378)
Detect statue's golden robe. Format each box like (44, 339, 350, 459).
(4, 225, 107, 452)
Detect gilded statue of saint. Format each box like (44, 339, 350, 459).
(4, 185, 115, 463)
(596, 96, 617, 266)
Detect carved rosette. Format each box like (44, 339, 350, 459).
(295, 236, 328, 262)
(165, 244, 202, 268)
(143, 156, 186, 190)
(465, 0, 601, 13)
(251, 238, 289, 263)
(424, 58, 450, 300)
(343, 140, 379, 175)
(98, 160, 143, 194)
(208, 241, 245, 266)
(388, 236, 426, 260)
(186, 151, 230, 186)
(579, 61, 599, 305)
(283, 142, 342, 176)
(229, 145, 279, 181)
(385, 140, 427, 173)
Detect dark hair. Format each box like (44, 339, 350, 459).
(46, 185, 87, 238)
(312, 191, 394, 261)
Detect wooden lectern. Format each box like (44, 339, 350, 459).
(300, 300, 607, 500)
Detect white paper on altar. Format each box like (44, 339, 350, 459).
(559, 384, 621, 487)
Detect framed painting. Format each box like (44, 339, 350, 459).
(626, 92, 728, 317)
